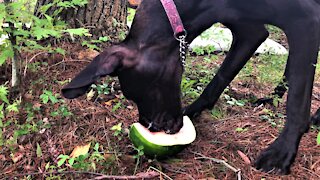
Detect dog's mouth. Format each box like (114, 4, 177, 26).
(140, 116, 173, 134)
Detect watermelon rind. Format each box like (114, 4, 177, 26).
(129, 116, 196, 159)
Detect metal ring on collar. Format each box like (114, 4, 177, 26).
(174, 29, 188, 41)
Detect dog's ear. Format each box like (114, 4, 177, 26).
(62, 46, 136, 99)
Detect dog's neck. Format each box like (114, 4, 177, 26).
(124, 0, 223, 51)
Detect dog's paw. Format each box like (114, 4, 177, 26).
(253, 97, 274, 107)
(311, 108, 320, 126)
(254, 140, 296, 175)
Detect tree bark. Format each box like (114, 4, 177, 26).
(34, 0, 128, 41)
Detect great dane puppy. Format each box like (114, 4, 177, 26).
(62, 0, 320, 174)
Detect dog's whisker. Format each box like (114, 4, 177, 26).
(147, 122, 153, 129)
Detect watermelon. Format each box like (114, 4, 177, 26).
(129, 116, 196, 159)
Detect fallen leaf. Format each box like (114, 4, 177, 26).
(11, 152, 24, 163)
(120, 155, 135, 164)
(86, 89, 95, 101)
(78, 49, 99, 59)
(237, 150, 251, 165)
(127, 105, 134, 110)
(0, 154, 6, 161)
(36, 143, 43, 157)
(70, 143, 91, 158)
(105, 99, 116, 106)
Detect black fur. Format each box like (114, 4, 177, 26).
(62, 0, 320, 174)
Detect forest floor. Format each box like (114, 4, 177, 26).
(1, 33, 320, 180)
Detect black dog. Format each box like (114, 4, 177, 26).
(62, 0, 320, 174)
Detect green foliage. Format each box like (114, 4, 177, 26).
(238, 54, 287, 86)
(210, 107, 225, 120)
(36, 142, 43, 157)
(0, 47, 14, 66)
(0, 0, 90, 67)
(223, 94, 246, 107)
(127, 8, 136, 24)
(235, 127, 248, 133)
(63, 28, 91, 41)
(0, 85, 9, 104)
(112, 96, 125, 112)
(40, 90, 59, 104)
(56, 143, 114, 172)
(0, 84, 21, 147)
(317, 132, 320, 145)
(132, 145, 144, 174)
(82, 36, 110, 50)
(259, 108, 285, 128)
(40, 90, 72, 118)
(181, 77, 200, 100)
(57, 154, 70, 167)
(91, 81, 111, 96)
(111, 123, 123, 138)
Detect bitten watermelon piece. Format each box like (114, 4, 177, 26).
(129, 116, 196, 159)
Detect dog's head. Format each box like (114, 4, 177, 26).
(61, 0, 204, 133)
(62, 43, 183, 133)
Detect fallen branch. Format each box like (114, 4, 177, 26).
(3, 170, 159, 180)
(94, 171, 159, 179)
(193, 152, 242, 180)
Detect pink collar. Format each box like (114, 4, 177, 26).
(159, 0, 187, 39)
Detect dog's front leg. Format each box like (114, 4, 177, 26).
(255, 21, 320, 174)
(184, 23, 269, 117)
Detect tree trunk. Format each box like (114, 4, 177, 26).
(4, 0, 20, 88)
(34, 0, 128, 41)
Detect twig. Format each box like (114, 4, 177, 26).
(94, 171, 159, 179)
(301, 167, 320, 178)
(3, 171, 109, 178)
(3, 170, 159, 179)
(47, 59, 91, 70)
(159, 165, 194, 180)
(23, 51, 47, 77)
(193, 152, 242, 180)
(148, 166, 173, 180)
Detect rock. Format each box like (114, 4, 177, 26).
(189, 26, 288, 55)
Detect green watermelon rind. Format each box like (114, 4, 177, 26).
(129, 125, 186, 159)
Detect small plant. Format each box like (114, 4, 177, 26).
(132, 145, 144, 174)
(259, 108, 285, 128)
(56, 143, 112, 172)
(40, 90, 59, 104)
(210, 107, 225, 120)
(223, 94, 246, 107)
(91, 80, 111, 98)
(317, 132, 320, 145)
(40, 90, 72, 118)
(235, 127, 248, 133)
(112, 95, 125, 112)
(110, 123, 123, 138)
(0, 84, 20, 146)
(0, 0, 90, 87)
(82, 36, 110, 50)
(181, 76, 200, 101)
(272, 95, 282, 107)
(192, 46, 206, 56)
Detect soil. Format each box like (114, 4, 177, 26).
(0, 43, 320, 180)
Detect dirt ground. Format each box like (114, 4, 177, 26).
(0, 44, 320, 179)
